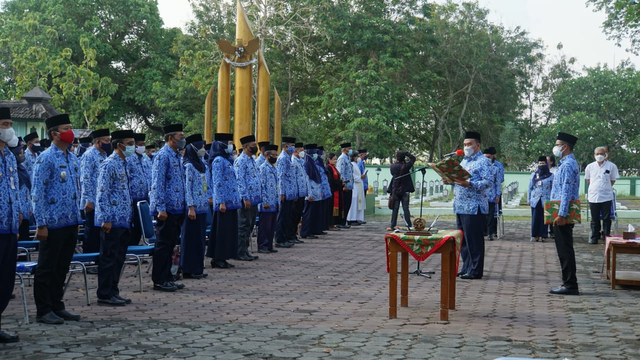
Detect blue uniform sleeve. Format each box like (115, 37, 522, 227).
(150, 153, 168, 213)
(185, 164, 196, 208)
(234, 158, 249, 201)
(80, 154, 97, 205)
(95, 161, 113, 224)
(276, 158, 286, 196)
(31, 156, 50, 227)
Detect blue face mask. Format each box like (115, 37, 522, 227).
(226, 144, 233, 154)
(312, 154, 318, 160)
(286, 145, 295, 155)
(123, 145, 135, 157)
(348, 149, 353, 156)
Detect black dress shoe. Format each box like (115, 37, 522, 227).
(86, 267, 98, 275)
(301, 235, 318, 239)
(36, 311, 64, 324)
(275, 242, 293, 248)
(357, 221, 367, 225)
(183, 273, 208, 279)
(212, 260, 229, 268)
(98, 296, 126, 306)
(250, 255, 259, 260)
(349, 221, 361, 226)
(316, 232, 328, 235)
(335, 224, 350, 229)
(549, 286, 579, 295)
(456, 271, 466, 277)
(224, 261, 235, 268)
(268, 249, 278, 253)
(169, 281, 185, 290)
(460, 273, 482, 280)
(258, 249, 270, 254)
(153, 282, 177, 292)
(54, 309, 81, 321)
(114, 294, 132, 304)
(235, 256, 254, 261)
(0, 330, 19, 343)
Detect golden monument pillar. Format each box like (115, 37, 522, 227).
(204, 86, 214, 143)
(233, 0, 255, 147)
(256, 50, 270, 143)
(274, 89, 282, 151)
(216, 57, 231, 133)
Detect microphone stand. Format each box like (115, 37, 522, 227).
(410, 167, 435, 278)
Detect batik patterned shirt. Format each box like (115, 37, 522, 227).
(150, 145, 186, 215)
(80, 146, 107, 208)
(259, 162, 279, 213)
(211, 157, 241, 211)
(32, 146, 83, 229)
(357, 160, 368, 193)
(494, 160, 504, 198)
(550, 153, 580, 217)
(528, 172, 553, 207)
(95, 153, 132, 229)
(305, 170, 323, 202)
(293, 156, 308, 198)
(24, 149, 37, 182)
(185, 163, 210, 215)
(255, 153, 266, 169)
(18, 184, 31, 219)
(337, 153, 353, 190)
(486, 162, 496, 201)
(234, 152, 262, 205)
(276, 150, 298, 201)
(453, 151, 492, 215)
(318, 163, 332, 200)
(126, 154, 150, 203)
(0, 149, 20, 234)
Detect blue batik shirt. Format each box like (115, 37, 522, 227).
(305, 168, 323, 202)
(486, 162, 497, 201)
(259, 162, 279, 213)
(453, 150, 492, 215)
(528, 172, 553, 208)
(150, 144, 186, 215)
(32, 146, 83, 229)
(357, 160, 368, 193)
(318, 163, 332, 200)
(211, 157, 242, 211)
(255, 153, 266, 169)
(337, 153, 353, 190)
(24, 149, 37, 182)
(205, 163, 213, 202)
(95, 153, 132, 229)
(494, 160, 504, 198)
(0, 149, 20, 234)
(185, 163, 210, 215)
(550, 153, 580, 217)
(80, 146, 107, 208)
(126, 154, 150, 203)
(276, 150, 298, 201)
(18, 184, 31, 219)
(234, 152, 262, 205)
(292, 156, 308, 198)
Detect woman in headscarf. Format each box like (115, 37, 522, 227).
(326, 153, 343, 230)
(347, 150, 366, 224)
(10, 142, 31, 242)
(205, 133, 241, 269)
(180, 134, 209, 279)
(300, 144, 323, 239)
(316, 146, 332, 233)
(528, 156, 554, 242)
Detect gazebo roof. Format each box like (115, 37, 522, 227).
(0, 87, 60, 120)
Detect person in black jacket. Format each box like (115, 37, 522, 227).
(388, 151, 416, 230)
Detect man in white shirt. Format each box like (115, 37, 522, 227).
(585, 146, 618, 244)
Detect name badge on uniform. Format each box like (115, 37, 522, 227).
(10, 176, 15, 189)
(537, 181, 542, 187)
(61, 171, 67, 180)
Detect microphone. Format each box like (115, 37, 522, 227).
(442, 149, 463, 159)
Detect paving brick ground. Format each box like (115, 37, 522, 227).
(2, 218, 639, 359)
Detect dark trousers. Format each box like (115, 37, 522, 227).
(206, 210, 238, 261)
(322, 199, 330, 230)
(589, 201, 612, 241)
(82, 210, 102, 253)
(486, 202, 497, 236)
(276, 200, 293, 244)
(34, 225, 78, 316)
(19, 219, 30, 242)
(152, 213, 184, 285)
(290, 197, 305, 239)
(531, 200, 548, 238)
(0, 233, 18, 316)
(300, 200, 319, 238)
(97, 227, 130, 299)
(342, 190, 352, 225)
(390, 192, 412, 228)
(238, 205, 258, 257)
(258, 212, 277, 251)
(129, 202, 143, 246)
(456, 211, 486, 277)
(181, 212, 207, 275)
(553, 224, 578, 289)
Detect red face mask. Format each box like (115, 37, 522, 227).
(58, 129, 75, 144)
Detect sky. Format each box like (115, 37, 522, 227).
(157, 0, 640, 70)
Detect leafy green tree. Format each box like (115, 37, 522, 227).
(588, 0, 640, 55)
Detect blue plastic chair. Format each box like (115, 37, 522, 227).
(66, 253, 100, 305)
(15, 261, 37, 324)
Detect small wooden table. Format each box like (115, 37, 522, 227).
(605, 236, 640, 289)
(385, 230, 461, 322)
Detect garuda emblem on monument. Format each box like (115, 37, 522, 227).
(217, 37, 260, 67)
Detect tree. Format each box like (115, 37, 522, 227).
(588, 0, 640, 55)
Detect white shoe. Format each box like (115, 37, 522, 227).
(530, 237, 536, 242)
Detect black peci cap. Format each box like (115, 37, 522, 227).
(240, 135, 256, 145)
(214, 133, 234, 142)
(24, 132, 39, 142)
(111, 130, 134, 139)
(133, 133, 146, 142)
(282, 136, 296, 144)
(557, 132, 578, 145)
(163, 124, 183, 134)
(295, 142, 304, 148)
(0, 107, 11, 120)
(186, 134, 203, 145)
(45, 114, 71, 129)
(340, 142, 351, 148)
(304, 144, 317, 150)
(91, 128, 110, 139)
(258, 141, 270, 149)
(464, 131, 481, 142)
(265, 144, 278, 151)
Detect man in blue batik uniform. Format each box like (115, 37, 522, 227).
(275, 136, 298, 248)
(80, 128, 111, 256)
(290, 142, 308, 243)
(448, 131, 492, 280)
(487, 147, 503, 240)
(23, 131, 40, 182)
(255, 141, 269, 169)
(483, 148, 498, 241)
(32, 114, 84, 325)
(356, 148, 368, 225)
(95, 130, 135, 306)
(549, 132, 580, 296)
(150, 124, 186, 292)
(258, 144, 280, 253)
(0, 108, 21, 342)
(126, 133, 151, 246)
(234, 135, 262, 261)
(336, 142, 354, 227)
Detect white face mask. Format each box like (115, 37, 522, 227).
(463, 146, 474, 157)
(356, 157, 362, 163)
(595, 154, 605, 163)
(298, 151, 306, 159)
(552, 145, 564, 158)
(0, 127, 15, 144)
(7, 135, 18, 147)
(135, 145, 145, 155)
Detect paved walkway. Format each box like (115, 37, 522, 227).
(2, 219, 639, 359)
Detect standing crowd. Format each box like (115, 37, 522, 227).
(0, 110, 372, 343)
